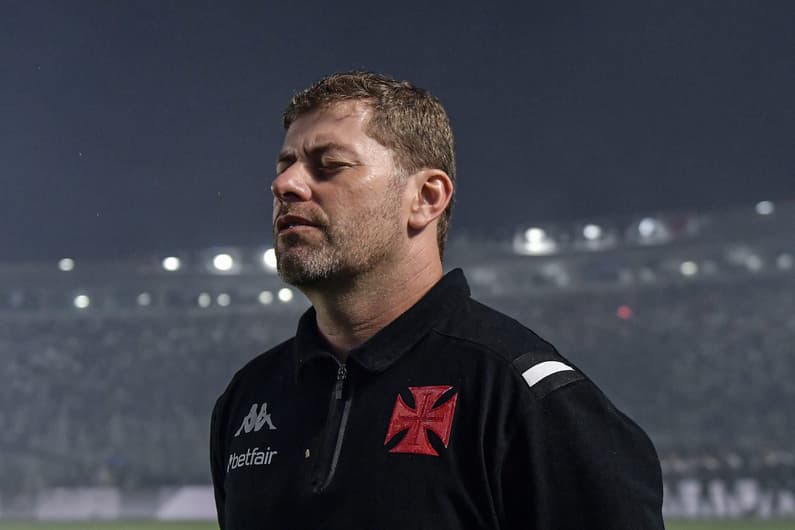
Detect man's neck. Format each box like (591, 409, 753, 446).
(302, 258, 443, 359)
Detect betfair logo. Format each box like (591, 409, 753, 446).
(227, 447, 278, 472)
(234, 403, 277, 437)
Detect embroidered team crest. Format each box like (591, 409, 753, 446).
(384, 386, 458, 456)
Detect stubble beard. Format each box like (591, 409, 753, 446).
(274, 183, 403, 289)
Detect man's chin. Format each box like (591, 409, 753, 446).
(276, 252, 333, 287)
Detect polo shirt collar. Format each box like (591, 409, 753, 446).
(293, 268, 470, 376)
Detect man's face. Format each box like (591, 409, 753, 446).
(272, 101, 406, 287)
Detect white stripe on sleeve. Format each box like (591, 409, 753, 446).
(521, 360, 574, 388)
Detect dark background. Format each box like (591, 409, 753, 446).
(1, 0, 793, 261)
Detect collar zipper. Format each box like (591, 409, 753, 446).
(313, 360, 351, 493)
(334, 362, 348, 400)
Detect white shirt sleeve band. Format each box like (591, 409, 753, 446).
(521, 361, 575, 388)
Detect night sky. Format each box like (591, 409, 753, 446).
(1, 1, 793, 261)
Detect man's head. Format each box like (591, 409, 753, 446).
(272, 71, 455, 287)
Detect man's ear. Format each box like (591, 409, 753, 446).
(407, 169, 454, 231)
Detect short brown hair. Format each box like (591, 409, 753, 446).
(283, 71, 456, 259)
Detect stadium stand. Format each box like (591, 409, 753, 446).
(1, 201, 793, 517)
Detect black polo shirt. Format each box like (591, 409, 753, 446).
(210, 269, 664, 529)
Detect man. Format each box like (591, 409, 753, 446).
(210, 71, 665, 529)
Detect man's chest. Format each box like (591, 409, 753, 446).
(220, 366, 499, 529)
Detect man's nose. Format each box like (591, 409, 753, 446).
(271, 163, 311, 203)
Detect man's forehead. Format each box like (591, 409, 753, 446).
(282, 101, 372, 148)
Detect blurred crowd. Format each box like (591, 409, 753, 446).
(1, 274, 793, 494)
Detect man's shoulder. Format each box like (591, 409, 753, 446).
(433, 296, 586, 400)
(436, 296, 560, 363)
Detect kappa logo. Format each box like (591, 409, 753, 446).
(384, 385, 458, 456)
(234, 402, 277, 437)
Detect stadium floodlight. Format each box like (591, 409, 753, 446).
(137, 292, 152, 306)
(259, 290, 274, 305)
(745, 254, 763, 272)
(635, 217, 671, 245)
(58, 258, 75, 272)
(576, 223, 617, 252)
(583, 224, 602, 241)
(162, 256, 181, 272)
(278, 287, 294, 302)
(680, 261, 698, 276)
(263, 248, 278, 271)
(203, 248, 242, 275)
(755, 200, 775, 215)
(73, 294, 90, 309)
(213, 253, 235, 272)
(197, 292, 212, 308)
(638, 218, 657, 238)
(217, 293, 231, 307)
(514, 227, 557, 255)
(525, 227, 546, 242)
(777, 253, 793, 270)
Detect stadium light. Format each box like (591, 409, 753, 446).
(263, 248, 277, 271)
(197, 292, 212, 308)
(213, 253, 235, 272)
(755, 200, 775, 215)
(583, 224, 602, 241)
(137, 292, 152, 307)
(73, 294, 90, 309)
(514, 227, 557, 255)
(217, 293, 231, 307)
(203, 248, 242, 275)
(745, 254, 763, 272)
(278, 287, 293, 302)
(162, 256, 181, 272)
(777, 253, 793, 270)
(635, 217, 671, 245)
(638, 218, 657, 238)
(680, 261, 698, 277)
(525, 227, 546, 241)
(258, 291, 274, 305)
(58, 258, 75, 272)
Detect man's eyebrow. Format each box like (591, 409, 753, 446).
(276, 143, 358, 166)
(306, 142, 358, 159)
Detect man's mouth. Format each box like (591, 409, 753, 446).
(276, 214, 319, 234)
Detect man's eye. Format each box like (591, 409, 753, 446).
(317, 163, 347, 174)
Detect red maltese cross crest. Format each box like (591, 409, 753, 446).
(384, 385, 458, 456)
